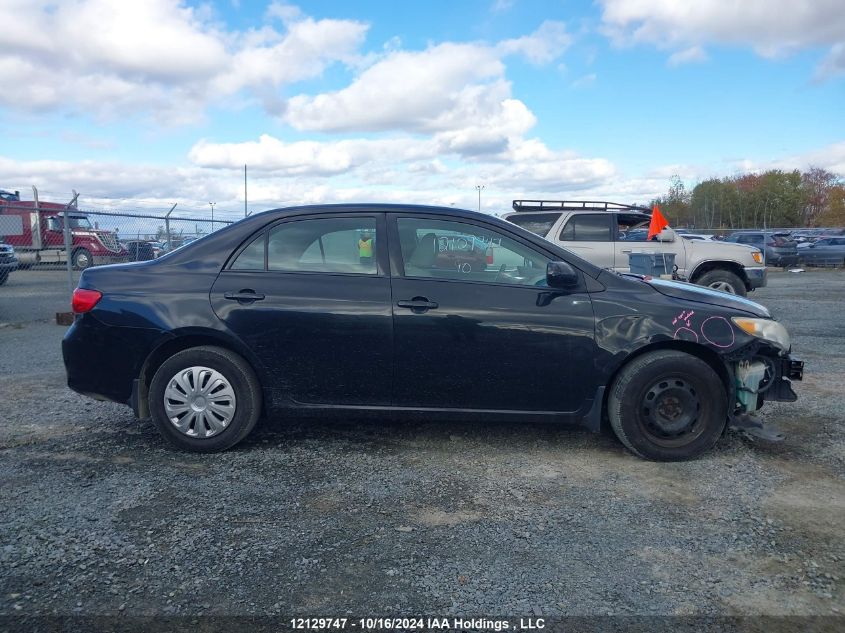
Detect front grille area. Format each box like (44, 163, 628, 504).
(97, 232, 121, 252)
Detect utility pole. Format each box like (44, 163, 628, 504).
(475, 184, 485, 212)
(209, 201, 215, 231)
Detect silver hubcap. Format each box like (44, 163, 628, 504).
(76, 252, 89, 267)
(708, 281, 737, 294)
(164, 366, 236, 438)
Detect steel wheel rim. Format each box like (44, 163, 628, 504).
(164, 366, 236, 438)
(637, 376, 705, 448)
(707, 280, 737, 294)
(76, 252, 89, 268)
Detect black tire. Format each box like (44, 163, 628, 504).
(72, 248, 92, 270)
(0, 272, 8, 286)
(149, 346, 262, 452)
(696, 269, 747, 297)
(608, 350, 727, 461)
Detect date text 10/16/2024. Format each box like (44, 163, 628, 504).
(290, 617, 546, 631)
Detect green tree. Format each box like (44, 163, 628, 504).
(651, 174, 692, 226)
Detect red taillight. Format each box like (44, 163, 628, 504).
(72, 288, 102, 314)
(486, 246, 494, 265)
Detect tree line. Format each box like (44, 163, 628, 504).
(649, 167, 845, 229)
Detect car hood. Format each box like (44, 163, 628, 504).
(643, 277, 771, 318)
(687, 239, 759, 258)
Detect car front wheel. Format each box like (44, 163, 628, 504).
(608, 350, 727, 461)
(149, 346, 262, 452)
(696, 269, 747, 297)
(72, 248, 92, 270)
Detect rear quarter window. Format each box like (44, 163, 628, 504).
(505, 213, 563, 237)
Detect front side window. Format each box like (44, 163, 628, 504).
(616, 214, 652, 241)
(397, 217, 550, 286)
(559, 214, 612, 242)
(230, 217, 377, 274)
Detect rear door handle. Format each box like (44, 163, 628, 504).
(397, 297, 439, 311)
(224, 290, 265, 303)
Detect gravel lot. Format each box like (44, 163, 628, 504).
(0, 270, 843, 626)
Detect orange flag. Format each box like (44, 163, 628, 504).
(647, 204, 669, 240)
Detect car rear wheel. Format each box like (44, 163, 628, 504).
(696, 269, 746, 297)
(608, 350, 727, 461)
(149, 346, 262, 452)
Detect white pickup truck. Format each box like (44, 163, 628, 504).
(502, 200, 766, 296)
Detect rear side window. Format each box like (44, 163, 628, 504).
(268, 217, 377, 274)
(559, 214, 612, 242)
(506, 213, 562, 237)
(230, 234, 265, 270)
(229, 217, 378, 274)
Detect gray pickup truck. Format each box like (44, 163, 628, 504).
(502, 200, 766, 296)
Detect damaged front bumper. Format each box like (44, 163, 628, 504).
(734, 353, 803, 410)
(727, 350, 803, 441)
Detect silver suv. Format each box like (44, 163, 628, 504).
(502, 200, 766, 296)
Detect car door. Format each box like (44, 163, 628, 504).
(389, 214, 598, 413)
(210, 213, 393, 406)
(554, 213, 616, 269)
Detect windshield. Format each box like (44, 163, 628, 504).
(66, 216, 93, 230)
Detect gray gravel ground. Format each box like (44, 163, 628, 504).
(0, 270, 843, 626)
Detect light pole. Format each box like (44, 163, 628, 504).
(209, 202, 215, 232)
(475, 185, 485, 212)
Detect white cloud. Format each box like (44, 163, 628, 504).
(498, 20, 573, 64)
(188, 134, 439, 175)
(570, 73, 597, 89)
(282, 21, 568, 140)
(755, 141, 845, 176)
(815, 43, 845, 81)
(0, 0, 368, 122)
(599, 0, 845, 79)
(667, 46, 708, 67)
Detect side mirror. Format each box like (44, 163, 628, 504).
(46, 217, 60, 232)
(656, 228, 675, 243)
(546, 261, 579, 289)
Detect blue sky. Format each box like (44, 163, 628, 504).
(1, 0, 843, 217)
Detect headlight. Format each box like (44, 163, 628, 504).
(732, 317, 790, 352)
(751, 250, 763, 264)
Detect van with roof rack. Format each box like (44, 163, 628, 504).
(502, 200, 766, 296)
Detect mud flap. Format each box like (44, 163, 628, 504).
(728, 412, 785, 442)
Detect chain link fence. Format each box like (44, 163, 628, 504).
(1, 191, 235, 323)
(2, 188, 843, 325)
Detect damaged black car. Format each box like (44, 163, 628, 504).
(62, 204, 803, 461)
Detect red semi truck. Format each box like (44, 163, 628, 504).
(0, 188, 128, 269)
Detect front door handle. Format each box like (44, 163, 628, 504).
(224, 290, 265, 303)
(396, 297, 439, 312)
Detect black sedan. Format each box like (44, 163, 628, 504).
(62, 205, 803, 461)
